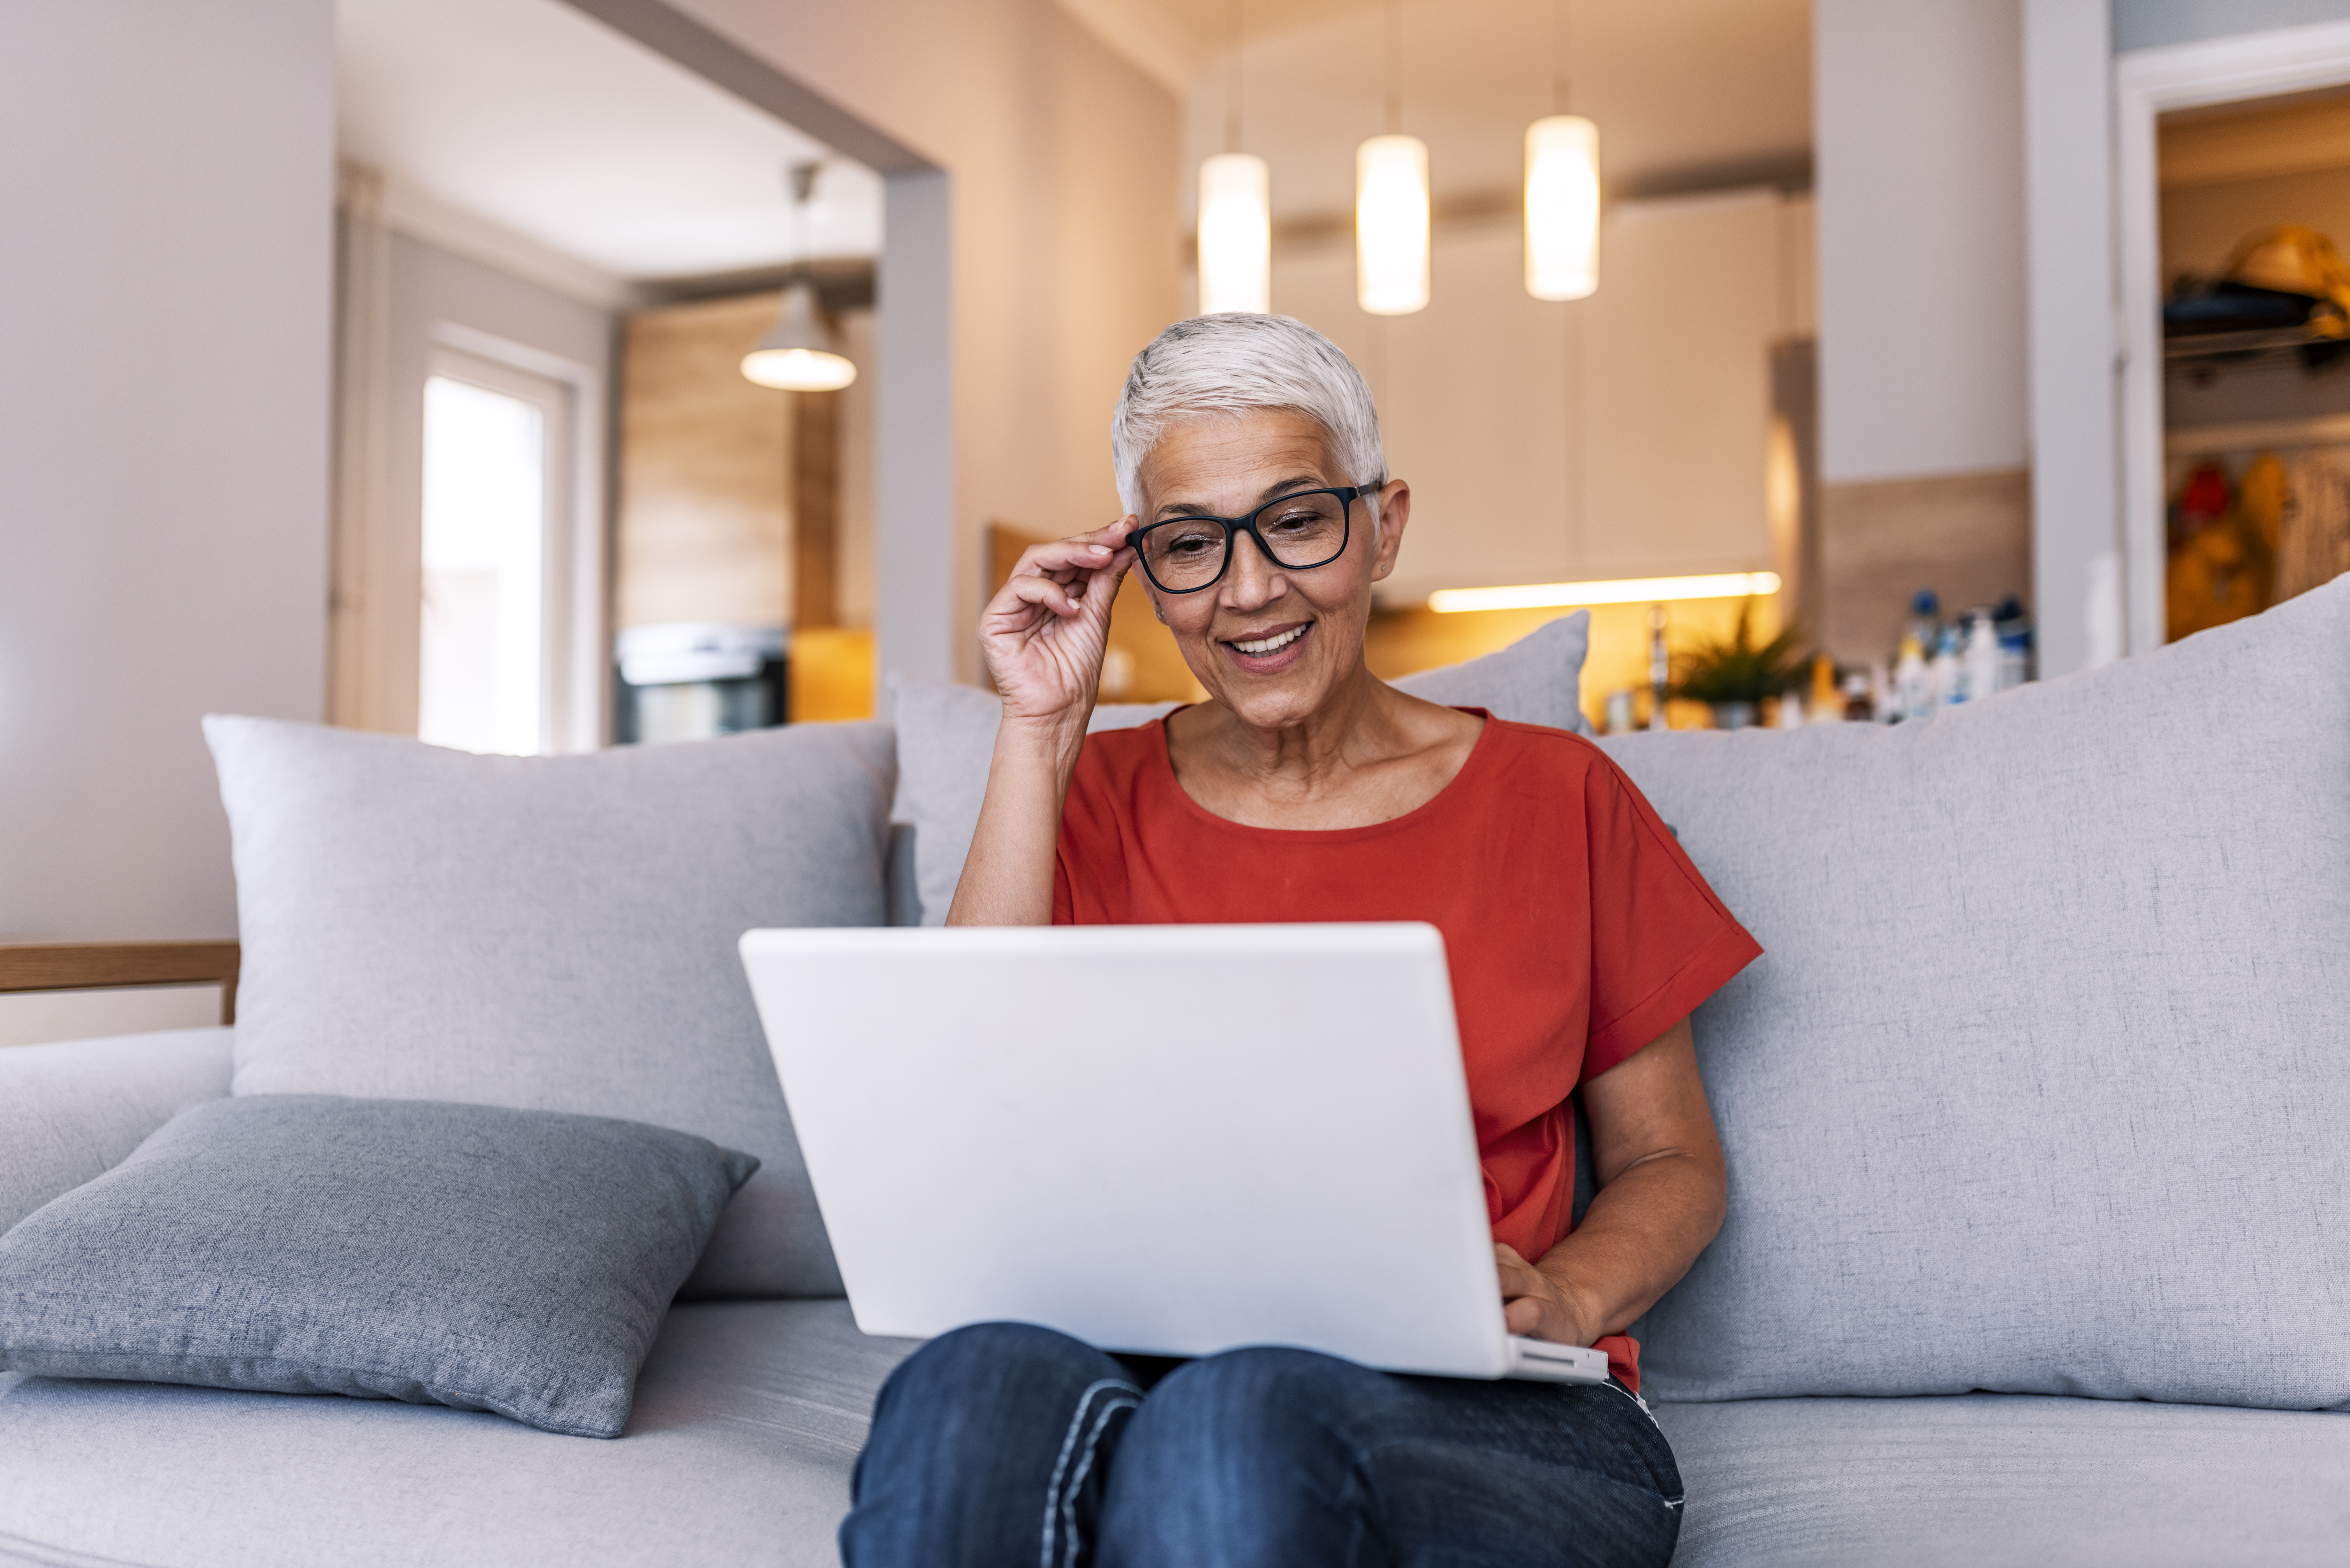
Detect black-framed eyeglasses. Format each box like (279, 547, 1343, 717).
(1128, 486, 1363, 594)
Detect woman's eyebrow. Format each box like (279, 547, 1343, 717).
(1152, 476, 1326, 520)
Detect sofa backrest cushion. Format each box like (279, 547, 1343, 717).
(1601, 578, 2350, 1411)
(889, 612, 1592, 926)
(205, 717, 896, 1300)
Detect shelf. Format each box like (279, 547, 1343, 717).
(2164, 323, 2346, 373)
(2165, 410, 2350, 456)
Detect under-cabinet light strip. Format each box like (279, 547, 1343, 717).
(1427, 572, 1782, 614)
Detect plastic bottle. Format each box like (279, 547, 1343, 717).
(1931, 622, 1964, 710)
(1906, 590, 1943, 663)
(1894, 635, 1933, 722)
(1992, 595, 2033, 691)
(1962, 607, 2001, 705)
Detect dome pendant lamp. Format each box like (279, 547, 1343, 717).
(742, 162, 858, 392)
(1197, 0, 1270, 314)
(1525, 0, 1599, 301)
(1356, 0, 1429, 316)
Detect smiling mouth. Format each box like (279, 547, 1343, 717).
(1227, 624, 1308, 655)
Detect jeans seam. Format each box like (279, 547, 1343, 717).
(1040, 1379, 1141, 1568)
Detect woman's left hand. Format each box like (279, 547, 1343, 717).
(1496, 1243, 1599, 1346)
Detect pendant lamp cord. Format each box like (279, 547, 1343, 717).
(788, 161, 821, 284)
(1552, 0, 1570, 117)
(1383, 0, 1402, 135)
(1225, 0, 1243, 153)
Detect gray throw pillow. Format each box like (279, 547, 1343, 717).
(887, 611, 1591, 924)
(205, 716, 896, 1299)
(0, 1095, 756, 1438)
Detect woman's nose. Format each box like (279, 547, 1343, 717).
(1223, 530, 1287, 607)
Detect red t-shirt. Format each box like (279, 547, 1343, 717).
(1051, 710, 1762, 1391)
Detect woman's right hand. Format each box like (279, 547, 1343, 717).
(979, 518, 1137, 728)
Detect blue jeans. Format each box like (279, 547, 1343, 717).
(840, 1323, 1684, 1568)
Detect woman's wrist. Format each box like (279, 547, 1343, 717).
(1539, 1263, 1608, 1346)
(994, 707, 1092, 780)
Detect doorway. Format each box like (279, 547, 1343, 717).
(2115, 19, 2350, 651)
(417, 348, 578, 754)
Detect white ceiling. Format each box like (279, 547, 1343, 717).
(336, 0, 882, 285)
(1067, 0, 1812, 223)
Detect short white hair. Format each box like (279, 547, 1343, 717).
(1111, 313, 1387, 519)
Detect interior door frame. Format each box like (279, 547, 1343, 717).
(2113, 19, 2350, 656)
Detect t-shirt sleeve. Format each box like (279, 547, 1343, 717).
(1579, 753, 1762, 1079)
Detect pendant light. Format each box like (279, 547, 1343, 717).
(742, 162, 857, 392)
(1356, 0, 1429, 316)
(1524, 0, 1599, 301)
(1197, 0, 1270, 314)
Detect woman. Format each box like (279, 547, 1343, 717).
(842, 314, 1759, 1568)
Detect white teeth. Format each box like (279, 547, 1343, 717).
(1232, 625, 1307, 655)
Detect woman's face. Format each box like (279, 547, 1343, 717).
(1133, 409, 1409, 731)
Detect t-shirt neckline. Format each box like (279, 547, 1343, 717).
(1147, 706, 1501, 843)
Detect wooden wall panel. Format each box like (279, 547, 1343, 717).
(618, 292, 792, 630)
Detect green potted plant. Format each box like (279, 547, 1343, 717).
(1670, 599, 1806, 730)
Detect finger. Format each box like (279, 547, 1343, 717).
(1504, 1297, 1548, 1337)
(1015, 537, 1119, 579)
(992, 573, 1088, 621)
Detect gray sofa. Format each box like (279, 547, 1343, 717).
(3, 588, 2346, 1567)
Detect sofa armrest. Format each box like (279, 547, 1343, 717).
(0, 1028, 235, 1232)
(0, 939, 241, 1025)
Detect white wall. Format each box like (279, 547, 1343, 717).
(668, 0, 1183, 685)
(1266, 192, 1808, 601)
(1816, 0, 2028, 483)
(0, 0, 335, 948)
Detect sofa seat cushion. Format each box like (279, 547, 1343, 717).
(1658, 1393, 2350, 1567)
(0, 1299, 916, 1568)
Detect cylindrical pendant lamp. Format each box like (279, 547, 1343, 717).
(1197, 152, 1271, 314)
(1356, 134, 1429, 316)
(1524, 114, 1600, 300)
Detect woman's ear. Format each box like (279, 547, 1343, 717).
(1369, 480, 1411, 583)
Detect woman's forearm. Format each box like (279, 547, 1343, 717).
(945, 713, 1090, 926)
(1536, 1146, 1725, 1341)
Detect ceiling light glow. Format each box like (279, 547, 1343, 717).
(1524, 114, 1600, 301)
(1356, 134, 1430, 316)
(1198, 153, 1271, 314)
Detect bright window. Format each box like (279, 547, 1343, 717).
(419, 374, 546, 755)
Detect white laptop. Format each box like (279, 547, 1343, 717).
(738, 922, 1610, 1386)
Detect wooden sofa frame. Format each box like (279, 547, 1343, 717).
(0, 943, 240, 1037)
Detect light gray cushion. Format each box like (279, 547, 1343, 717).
(0, 1095, 755, 1439)
(1603, 578, 2350, 1410)
(887, 611, 1592, 924)
(1657, 1393, 2350, 1567)
(0, 1298, 915, 1567)
(0, 1027, 231, 1234)
(205, 716, 897, 1298)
